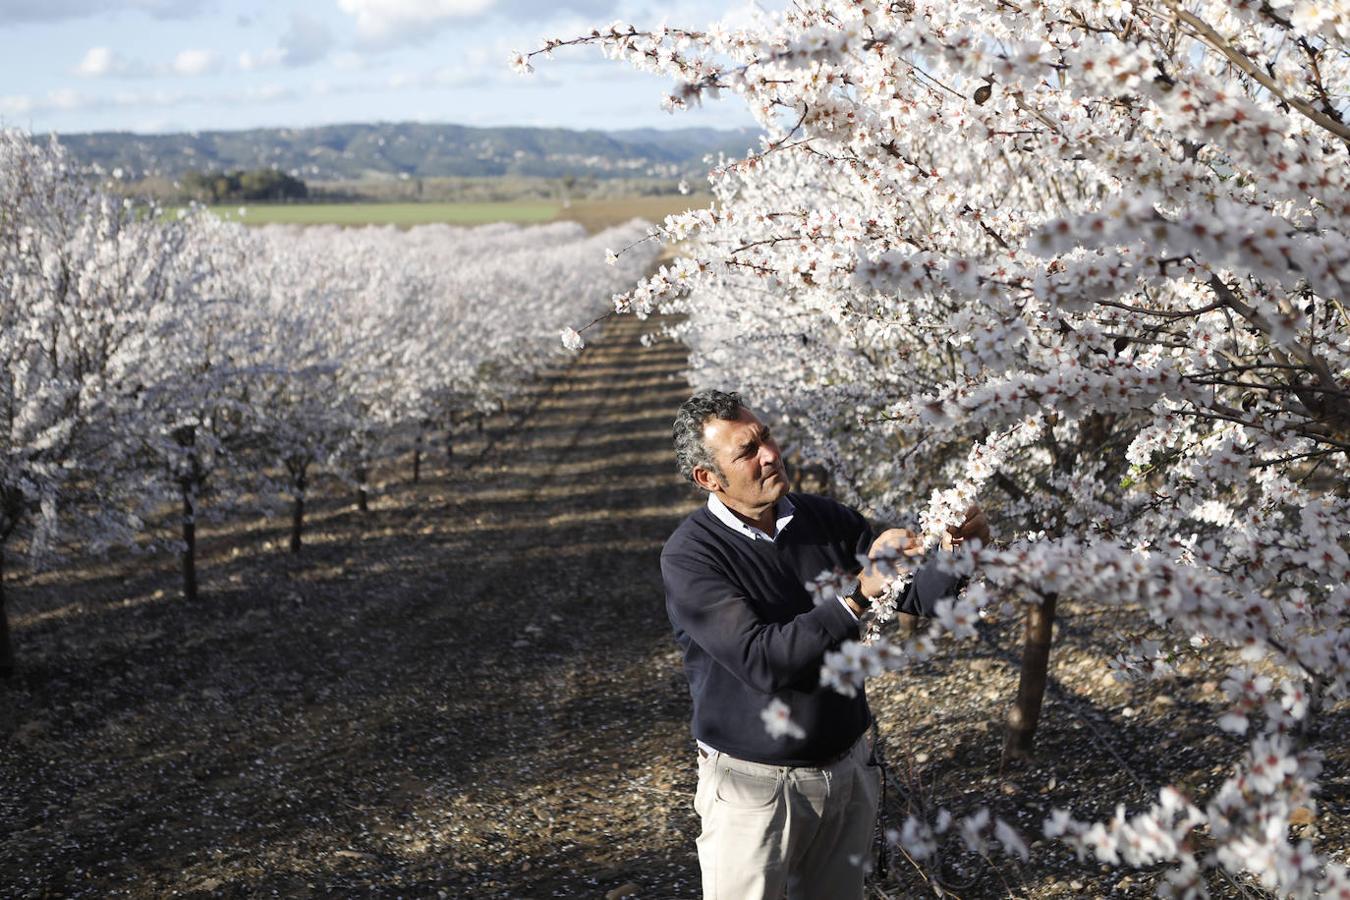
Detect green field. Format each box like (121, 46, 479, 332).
(205, 201, 560, 227)
(197, 194, 713, 233)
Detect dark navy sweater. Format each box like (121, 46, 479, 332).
(661, 491, 960, 766)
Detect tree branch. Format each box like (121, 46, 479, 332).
(1167, 3, 1350, 143)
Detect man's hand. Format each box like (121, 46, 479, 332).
(858, 527, 922, 597)
(944, 504, 992, 551)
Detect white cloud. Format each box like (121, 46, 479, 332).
(73, 47, 128, 77)
(47, 88, 84, 109)
(73, 47, 114, 77)
(0, 93, 35, 115)
(0, 88, 89, 116)
(238, 48, 284, 72)
(251, 83, 292, 102)
(130, 115, 183, 132)
(1, 82, 302, 120)
(5, 79, 310, 122)
(337, 0, 497, 46)
(73, 45, 229, 79)
(171, 49, 220, 76)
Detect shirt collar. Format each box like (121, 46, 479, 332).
(706, 492, 795, 542)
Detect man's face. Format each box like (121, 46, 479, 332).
(697, 408, 789, 510)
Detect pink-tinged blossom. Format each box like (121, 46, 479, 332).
(805, 567, 856, 607)
(761, 698, 806, 740)
(933, 597, 979, 641)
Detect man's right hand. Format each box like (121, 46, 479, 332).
(859, 528, 923, 597)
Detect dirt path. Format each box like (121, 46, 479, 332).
(1, 315, 707, 899)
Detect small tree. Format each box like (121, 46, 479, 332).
(0, 132, 181, 672)
(244, 243, 353, 555)
(134, 211, 264, 600)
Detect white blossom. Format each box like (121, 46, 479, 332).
(560, 327, 586, 351)
(761, 698, 805, 739)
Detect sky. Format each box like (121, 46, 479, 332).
(0, 0, 776, 135)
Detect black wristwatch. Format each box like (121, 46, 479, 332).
(848, 582, 873, 611)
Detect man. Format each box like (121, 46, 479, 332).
(661, 390, 989, 900)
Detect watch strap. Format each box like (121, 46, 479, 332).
(848, 581, 872, 610)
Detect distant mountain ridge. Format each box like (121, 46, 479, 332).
(54, 122, 762, 182)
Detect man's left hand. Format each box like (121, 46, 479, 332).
(945, 504, 991, 550)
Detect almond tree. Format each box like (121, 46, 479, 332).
(133, 210, 265, 601)
(243, 237, 356, 555)
(529, 1, 1349, 893)
(0, 131, 184, 673)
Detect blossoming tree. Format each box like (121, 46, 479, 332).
(0, 133, 188, 674)
(526, 0, 1348, 893)
(132, 210, 269, 602)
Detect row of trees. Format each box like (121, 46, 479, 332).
(181, 167, 308, 202)
(0, 130, 659, 677)
(529, 0, 1348, 896)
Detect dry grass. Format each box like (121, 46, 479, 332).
(554, 195, 714, 234)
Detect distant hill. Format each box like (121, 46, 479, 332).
(54, 122, 763, 182)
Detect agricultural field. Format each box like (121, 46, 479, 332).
(6, 313, 1346, 898)
(199, 194, 714, 233)
(554, 195, 717, 234)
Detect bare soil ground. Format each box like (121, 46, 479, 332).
(1, 316, 1345, 899)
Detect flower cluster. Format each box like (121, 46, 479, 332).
(892, 806, 1029, 865)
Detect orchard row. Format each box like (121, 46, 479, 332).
(0, 130, 659, 659)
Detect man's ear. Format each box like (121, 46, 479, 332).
(691, 465, 724, 494)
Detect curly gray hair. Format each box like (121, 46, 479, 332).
(673, 389, 744, 485)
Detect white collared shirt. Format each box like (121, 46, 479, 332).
(706, 492, 797, 542)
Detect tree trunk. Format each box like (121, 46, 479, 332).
(290, 472, 307, 554)
(1003, 592, 1058, 763)
(412, 431, 422, 484)
(446, 429, 454, 467)
(181, 482, 198, 602)
(173, 427, 202, 601)
(356, 463, 369, 513)
(0, 544, 13, 679)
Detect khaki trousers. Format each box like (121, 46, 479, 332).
(693, 735, 880, 900)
